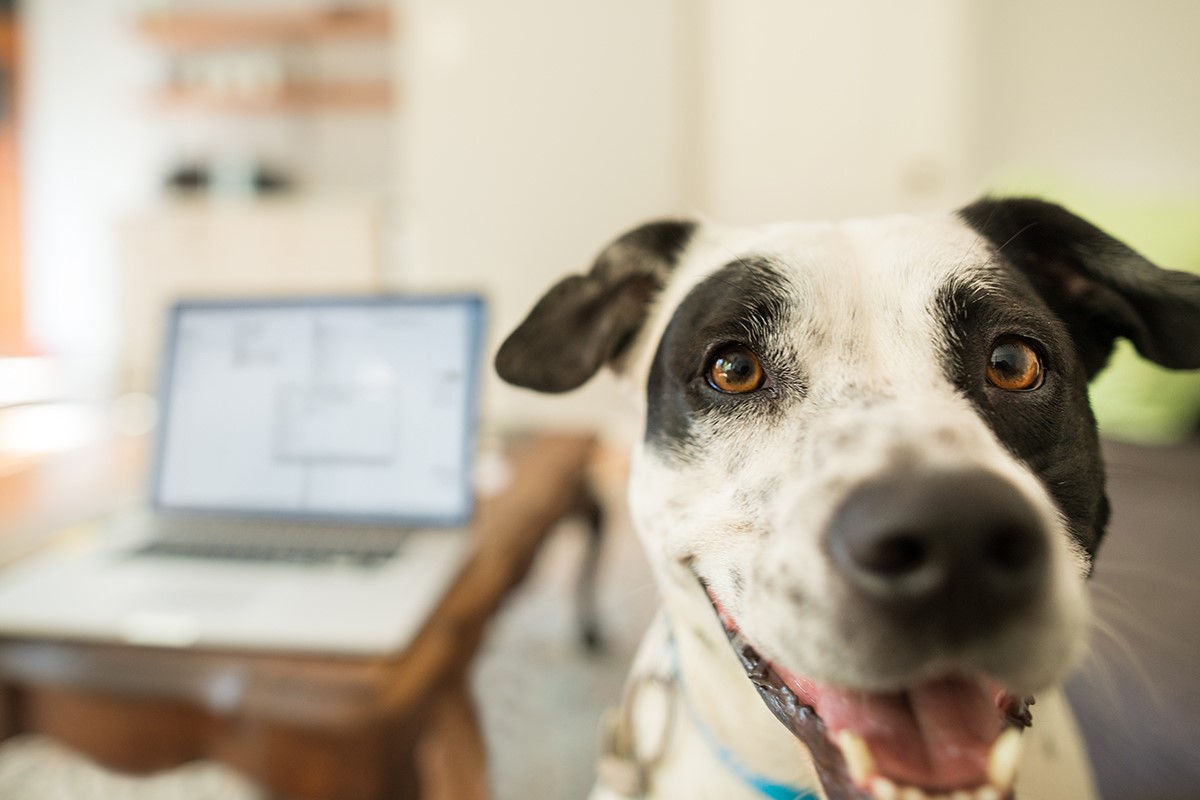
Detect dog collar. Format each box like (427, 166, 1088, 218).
(667, 628, 820, 800)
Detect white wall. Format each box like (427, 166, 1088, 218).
(969, 0, 1200, 194)
(695, 0, 976, 223)
(395, 0, 692, 432)
(690, 0, 1200, 219)
(21, 0, 165, 363)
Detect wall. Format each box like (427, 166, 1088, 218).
(394, 0, 692, 433)
(969, 0, 1200, 194)
(20, 0, 165, 363)
(689, 0, 1200, 223)
(694, 0, 976, 223)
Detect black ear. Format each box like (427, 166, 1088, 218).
(959, 197, 1200, 378)
(495, 220, 696, 393)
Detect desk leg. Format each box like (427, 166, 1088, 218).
(222, 719, 424, 800)
(574, 485, 605, 652)
(419, 680, 488, 800)
(0, 681, 20, 740)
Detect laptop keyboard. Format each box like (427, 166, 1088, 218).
(132, 520, 407, 569)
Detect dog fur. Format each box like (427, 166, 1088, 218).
(496, 199, 1200, 800)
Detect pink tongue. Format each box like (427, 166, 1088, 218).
(783, 673, 1002, 790)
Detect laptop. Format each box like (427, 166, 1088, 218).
(0, 295, 485, 654)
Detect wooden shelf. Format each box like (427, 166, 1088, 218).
(137, 6, 391, 49)
(154, 81, 393, 112)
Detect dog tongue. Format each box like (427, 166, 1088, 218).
(783, 672, 1001, 789)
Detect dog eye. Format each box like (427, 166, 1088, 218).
(987, 337, 1043, 391)
(707, 344, 765, 393)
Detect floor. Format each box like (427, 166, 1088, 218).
(0, 735, 261, 800)
(472, 462, 657, 800)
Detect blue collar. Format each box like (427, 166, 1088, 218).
(667, 630, 820, 800)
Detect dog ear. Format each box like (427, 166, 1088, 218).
(495, 220, 697, 393)
(959, 197, 1200, 378)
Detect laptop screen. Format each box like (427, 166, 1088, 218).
(151, 296, 484, 525)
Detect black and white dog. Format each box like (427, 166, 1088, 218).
(496, 199, 1200, 800)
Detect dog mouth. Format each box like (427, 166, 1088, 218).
(704, 586, 1033, 800)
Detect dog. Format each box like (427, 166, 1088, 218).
(495, 198, 1200, 800)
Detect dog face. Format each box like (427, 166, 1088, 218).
(496, 199, 1200, 799)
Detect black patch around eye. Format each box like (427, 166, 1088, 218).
(937, 278, 1108, 558)
(646, 259, 799, 461)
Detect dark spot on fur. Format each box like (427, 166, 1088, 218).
(733, 483, 776, 516)
(885, 444, 921, 473)
(801, 319, 833, 351)
(729, 569, 746, 596)
(722, 447, 752, 476)
(822, 476, 851, 499)
(934, 426, 959, 445)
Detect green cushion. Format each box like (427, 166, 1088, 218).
(986, 174, 1200, 443)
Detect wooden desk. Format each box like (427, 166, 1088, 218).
(0, 432, 598, 800)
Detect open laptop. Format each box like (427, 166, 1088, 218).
(0, 295, 485, 654)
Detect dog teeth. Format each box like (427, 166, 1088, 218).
(986, 728, 1023, 790)
(869, 776, 898, 800)
(868, 783, 1008, 800)
(837, 730, 876, 785)
(843, 729, 1015, 800)
(869, 787, 1008, 800)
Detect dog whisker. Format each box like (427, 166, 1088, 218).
(1093, 562, 1196, 589)
(1083, 613, 1165, 709)
(993, 220, 1042, 256)
(1088, 584, 1189, 660)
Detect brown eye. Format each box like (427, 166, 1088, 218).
(987, 338, 1043, 391)
(707, 344, 765, 393)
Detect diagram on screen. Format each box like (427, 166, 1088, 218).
(275, 383, 400, 464)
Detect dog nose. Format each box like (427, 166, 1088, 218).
(827, 470, 1049, 636)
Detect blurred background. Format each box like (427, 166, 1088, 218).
(0, 1, 1198, 798)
